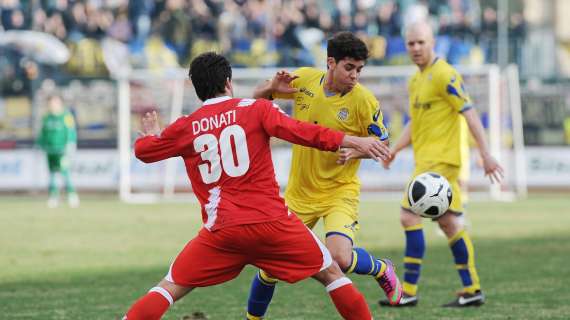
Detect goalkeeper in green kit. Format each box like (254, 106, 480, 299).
(37, 94, 79, 208)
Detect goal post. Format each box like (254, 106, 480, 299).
(118, 65, 526, 203)
(118, 69, 194, 203)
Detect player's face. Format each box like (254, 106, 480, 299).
(328, 57, 365, 93)
(406, 29, 434, 69)
(48, 97, 63, 114)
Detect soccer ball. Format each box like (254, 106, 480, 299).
(407, 172, 452, 219)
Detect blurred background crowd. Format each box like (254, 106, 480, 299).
(0, 0, 530, 77)
(1, 0, 570, 150)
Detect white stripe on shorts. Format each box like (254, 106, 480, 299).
(165, 263, 174, 283)
(307, 228, 332, 271)
(305, 225, 333, 271)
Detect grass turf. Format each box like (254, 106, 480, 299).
(1, 195, 569, 319)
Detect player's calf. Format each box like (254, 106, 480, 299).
(246, 270, 278, 319)
(123, 287, 173, 320)
(343, 247, 403, 305)
(124, 281, 193, 319)
(314, 262, 373, 320)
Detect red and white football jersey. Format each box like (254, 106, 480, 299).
(135, 96, 344, 231)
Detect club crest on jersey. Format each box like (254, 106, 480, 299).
(337, 107, 349, 121)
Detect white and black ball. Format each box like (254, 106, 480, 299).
(407, 172, 452, 219)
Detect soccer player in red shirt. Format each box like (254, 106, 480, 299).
(122, 52, 391, 320)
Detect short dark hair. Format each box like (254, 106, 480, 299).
(47, 93, 62, 103)
(189, 52, 232, 101)
(327, 32, 369, 63)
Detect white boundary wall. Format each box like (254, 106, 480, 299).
(1, 147, 568, 192)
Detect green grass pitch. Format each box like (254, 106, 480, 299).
(1, 195, 569, 319)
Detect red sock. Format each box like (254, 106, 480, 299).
(124, 287, 173, 320)
(327, 277, 373, 320)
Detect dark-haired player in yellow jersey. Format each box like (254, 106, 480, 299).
(245, 31, 403, 320)
(378, 21, 504, 308)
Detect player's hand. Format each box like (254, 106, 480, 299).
(481, 154, 504, 184)
(270, 70, 299, 95)
(336, 148, 361, 165)
(343, 136, 390, 162)
(382, 150, 396, 169)
(140, 111, 161, 137)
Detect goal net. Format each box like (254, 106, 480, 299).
(118, 65, 526, 203)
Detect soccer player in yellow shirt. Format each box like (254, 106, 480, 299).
(245, 32, 403, 320)
(378, 21, 504, 307)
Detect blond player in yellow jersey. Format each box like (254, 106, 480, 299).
(245, 32, 403, 320)
(377, 21, 504, 308)
(437, 117, 470, 238)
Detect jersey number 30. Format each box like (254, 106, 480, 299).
(193, 125, 250, 184)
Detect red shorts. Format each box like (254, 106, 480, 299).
(165, 213, 332, 287)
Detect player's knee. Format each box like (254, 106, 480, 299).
(400, 209, 420, 227)
(438, 214, 461, 238)
(313, 261, 344, 285)
(331, 250, 353, 271)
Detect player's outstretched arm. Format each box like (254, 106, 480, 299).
(135, 111, 185, 163)
(340, 136, 390, 162)
(253, 70, 298, 99)
(336, 139, 389, 165)
(259, 100, 387, 161)
(462, 108, 504, 183)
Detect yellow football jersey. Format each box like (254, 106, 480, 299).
(273, 67, 388, 212)
(408, 58, 472, 167)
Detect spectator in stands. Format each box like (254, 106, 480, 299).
(479, 7, 498, 63)
(509, 12, 526, 66)
(159, 0, 192, 62)
(375, 1, 402, 38)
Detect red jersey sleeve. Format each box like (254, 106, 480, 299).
(258, 99, 344, 151)
(135, 117, 191, 163)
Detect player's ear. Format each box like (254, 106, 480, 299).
(326, 57, 336, 70)
(225, 77, 233, 96)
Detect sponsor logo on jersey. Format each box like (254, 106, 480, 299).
(343, 221, 359, 232)
(299, 87, 314, 97)
(337, 107, 349, 121)
(413, 96, 431, 110)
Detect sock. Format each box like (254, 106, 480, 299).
(326, 277, 372, 320)
(48, 172, 58, 197)
(61, 168, 75, 194)
(449, 229, 481, 294)
(345, 247, 386, 278)
(403, 224, 425, 296)
(247, 270, 278, 319)
(124, 287, 173, 320)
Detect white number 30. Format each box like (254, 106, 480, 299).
(193, 125, 250, 184)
